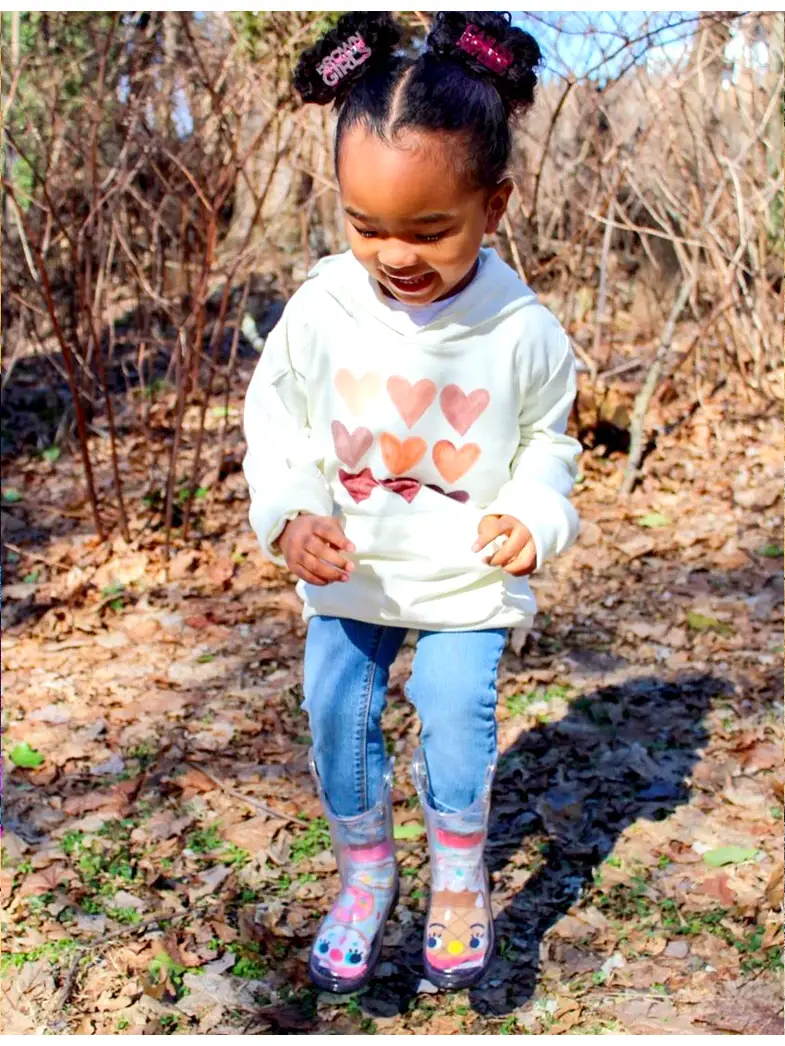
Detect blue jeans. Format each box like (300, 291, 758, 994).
(303, 615, 506, 818)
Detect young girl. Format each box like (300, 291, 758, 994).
(243, 10, 581, 993)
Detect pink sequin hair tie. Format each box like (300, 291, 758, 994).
(456, 24, 514, 75)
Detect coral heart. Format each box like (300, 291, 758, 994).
(440, 385, 490, 436)
(335, 369, 381, 415)
(387, 376, 437, 428)
(380, 433, 427, 476)
(331, 421, 373, 469)
(432, 440, 481, 483)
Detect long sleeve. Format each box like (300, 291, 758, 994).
(486, 326, 582, 570)
(242, 307, 333, 566)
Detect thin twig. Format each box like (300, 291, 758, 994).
(184, 760, 302, 826)
(592, 196, 615, 372)
(620, 276, 695, 496)
(2, 541, 71, 571)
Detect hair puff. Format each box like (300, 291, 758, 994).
(426, 11, 541, 114)
(293, 12, 402, 107)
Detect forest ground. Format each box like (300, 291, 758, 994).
(1, 364, 783, 1034)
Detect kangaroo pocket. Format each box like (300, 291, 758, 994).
(321, 502, 536, 630)
(343, 505, 494, 590)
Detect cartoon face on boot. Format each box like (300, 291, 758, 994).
(425, 889, 489, 971)
(314, 924, 370, 976)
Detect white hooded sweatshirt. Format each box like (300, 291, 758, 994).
(243, 248, 581, 632)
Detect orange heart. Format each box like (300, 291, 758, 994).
(432, 440, 481, 484)
(380, 433, 427, 476)
(335, 368, 381, 415)
(387, 376, 437, 429)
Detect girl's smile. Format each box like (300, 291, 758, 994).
(339, 128, 511, 306)
(382, 269, 437, 298)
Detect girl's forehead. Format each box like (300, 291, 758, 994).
(339, 129, 478, 220)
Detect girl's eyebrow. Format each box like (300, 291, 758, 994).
(411, 213, 454, 225)
(344, 206, 453, 225)
(344, 205, 374, 222)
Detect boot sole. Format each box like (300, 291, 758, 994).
(308, 884, 399, 994)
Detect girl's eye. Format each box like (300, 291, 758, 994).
(417, 232, 448, 243)
(355, 228, 377, 239)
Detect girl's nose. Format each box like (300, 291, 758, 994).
(377, 241, 419, 271)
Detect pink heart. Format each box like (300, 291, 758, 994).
(332, 421, 373, 469)
(387, 376, 437, 429)
(440, 385, 490, 436)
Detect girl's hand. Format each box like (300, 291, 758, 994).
(473, 514, 537, 576)
(278, 515, 356, 586)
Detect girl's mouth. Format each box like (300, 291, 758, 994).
(384, 271, 437, 297)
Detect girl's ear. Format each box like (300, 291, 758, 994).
(484, 179, 514, 234)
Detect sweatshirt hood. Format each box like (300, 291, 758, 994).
(305, 247, 538, 343)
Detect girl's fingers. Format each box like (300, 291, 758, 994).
(295, 566, 328, 586)
(301, 550, 349, 583)
(472, 516, 507, 553)
(502, 541, 538, 576)
(305, 537, 355, 573)
(487, 533, 523, 567)
(313, 518, 355, 552)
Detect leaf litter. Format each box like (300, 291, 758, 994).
(1, 373, 782, 1035)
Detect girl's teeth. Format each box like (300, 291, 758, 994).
(395, 274, 430, 287)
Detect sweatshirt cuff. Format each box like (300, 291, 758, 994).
(487, 482, 580, 570)
(249, 483, 333, 567)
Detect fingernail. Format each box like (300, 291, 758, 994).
(347, 543, 356, 553)
(471, 541, 480, 552)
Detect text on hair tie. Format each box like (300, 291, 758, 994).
(317, 34, 373, 88)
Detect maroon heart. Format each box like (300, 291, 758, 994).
(427, 483, 470, 504)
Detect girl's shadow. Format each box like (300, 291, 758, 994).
(471, 671, 727, 1014)
(379, 670, 727, 1018)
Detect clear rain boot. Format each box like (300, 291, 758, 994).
(411, 746, 496, 989)
(308, 750, 399, 993)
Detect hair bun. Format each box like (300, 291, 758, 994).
(293, 12, 402, 106)
(426, 11, 541, 113)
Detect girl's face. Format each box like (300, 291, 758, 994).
(339, 128, 512, 306)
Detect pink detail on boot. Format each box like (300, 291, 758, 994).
(436, 828, 483, 849)
(333, 885, 374, 921)
(349, 841, 394, 863)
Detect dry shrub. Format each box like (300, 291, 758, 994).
(1, 11, 782, 539)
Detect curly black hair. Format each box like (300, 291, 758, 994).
(292, 11, 542, 191)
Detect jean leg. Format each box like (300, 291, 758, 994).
(407, 628, 507, 812)
(303, 615, 406, 817)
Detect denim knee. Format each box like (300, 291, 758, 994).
(414, 672, 498, 752)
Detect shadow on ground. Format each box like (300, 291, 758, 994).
(357, 670, 727, 1021)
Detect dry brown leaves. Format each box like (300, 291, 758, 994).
(1, 373, 782, 1034)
